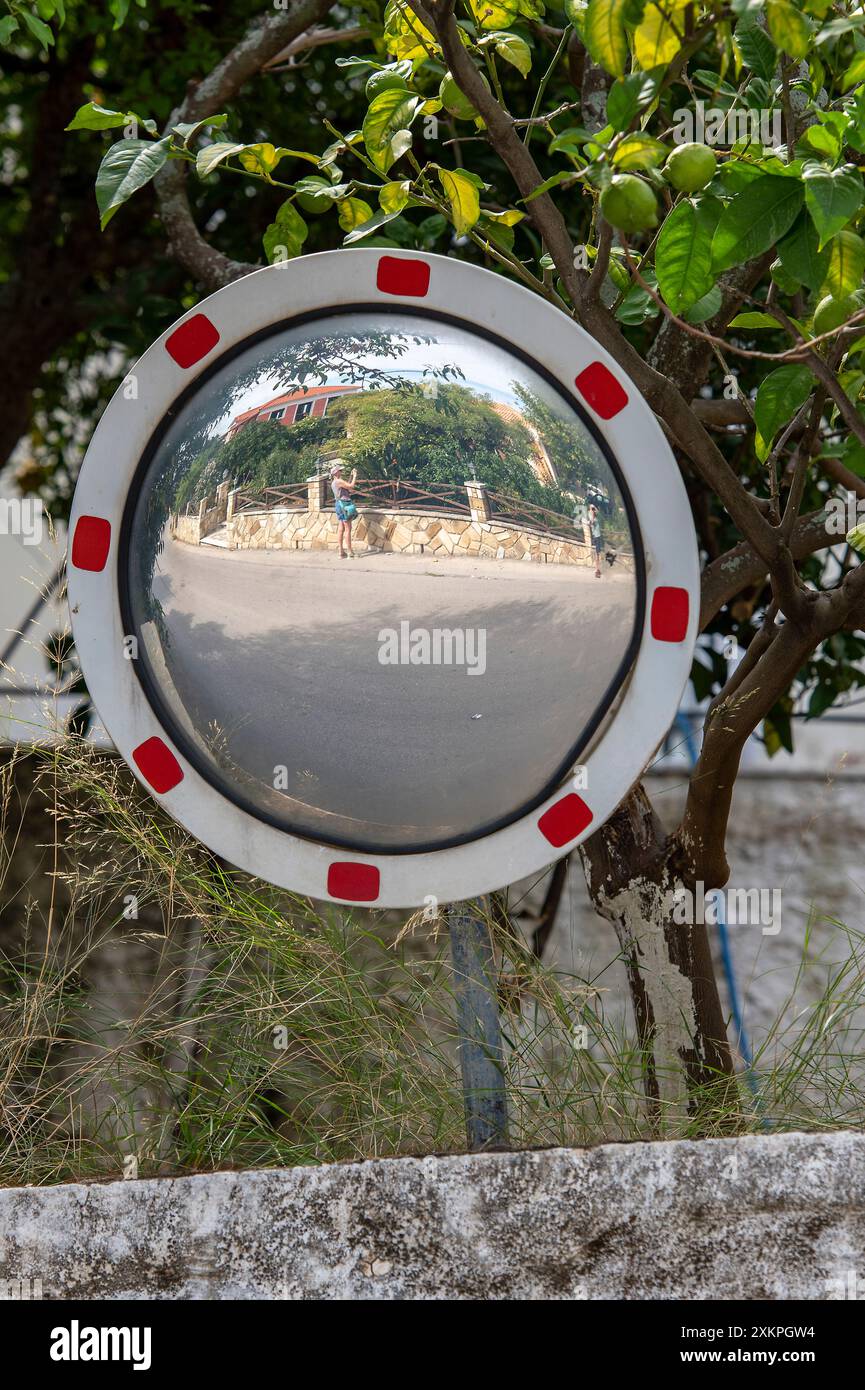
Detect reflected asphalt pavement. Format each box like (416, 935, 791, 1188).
(149, 540, 637, 849)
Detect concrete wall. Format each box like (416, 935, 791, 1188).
(1, 1131, 862, 1299)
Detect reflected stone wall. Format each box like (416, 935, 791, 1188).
(229, 507, 597, 565)
(172, 481, 230, 545)
(170, 504, 636, 569)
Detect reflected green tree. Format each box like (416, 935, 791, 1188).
(331, 384, 568, 509)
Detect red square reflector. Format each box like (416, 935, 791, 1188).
(165, 314, 220, 368)
(327, 862, 381, 902)
(651, 587, 690, 643)
(574, 362, 628, 419)
(538, 793, 593, 848)
(132, 737, 184, 794)
(376, 256, 430, 298)
(71, 516, 111, 572)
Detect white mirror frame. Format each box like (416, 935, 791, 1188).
(68, 248, 698, 908)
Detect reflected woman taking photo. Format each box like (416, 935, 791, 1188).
(330, 461, 359, 558)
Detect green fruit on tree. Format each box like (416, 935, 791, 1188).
(813, 290, 865, 338)
(296, 179, 336, 214)
(365, 68, 410, 100)
(599, 174, 658, 234)
(663, 142, 717, 193)
(439, 72, 488, 121)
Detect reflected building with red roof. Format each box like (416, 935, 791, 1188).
(225, 383, 362, 440)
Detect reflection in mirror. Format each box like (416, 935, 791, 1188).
(125, 310, 642, 851)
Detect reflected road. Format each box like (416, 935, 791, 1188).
(147, 538, 637, 849)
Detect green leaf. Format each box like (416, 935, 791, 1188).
(262, 201, 309, 262)
(607, 70, 661, 132)
(718, 159, 766, 195)
(763, 702, 794, 756)
(729, 311, 782, 328)
(841, 438, 865, 477)
(765, 0, 811, 58)
(656, 196, 721, 313)
(635, 0, 688, 68)
(0, 16, 18, 43)
(816, 14, 865, 42)
(842, 51, 865, 91)
(362, 88, 422, 174)
(711, 175, 804, 271)
(612, 133, 667, 169)
(691, 67, 738, 97)
(238, 142, 283, 176)
(66, 102, 130, 132)
(754, 364, 813, 459)
(467, 0, 520, 28)
(338, 197, 375, 231)
(734, 20, 778, 80)
(437, 167, 482, 236)
(489, 31, 532, 76)
(778, 213, 831, 290)
(172, 114, 229, 147)
(584, 0, 629, 78)
(20, 8, 54, 46)
(295, 175, 350, 209)
(95, 137, 170, 229)
(522, 169, 581, 201)
(807, 681, 839, 719)
(379, 180, 412, 213)
(684, 283, 723, 323)
(801, 123, 841, 160)
(548, 125, 593, 155)
(239, 143, 317, 176)
(825, 229, 865, 298)
(615, 284, 656, 324)
(196, 142, 248, 178)
(382, 0, 438, 60)
(344, 210, 402, 243)
(803, 163, 864, 249)
(478, 217, 516, 253)
(484, 207, 525, 225)
(198, 141, 317, 179)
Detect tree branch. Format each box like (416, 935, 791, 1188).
(409, 0, 782, 571)
(676, 614, 818, 887)
(263, 24, 370, 68)
(154, 0, 336, 291)
(699, 509, 830, 629)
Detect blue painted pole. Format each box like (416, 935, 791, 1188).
(448, 903, 510, 1151)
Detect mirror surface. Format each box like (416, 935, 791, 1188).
(125, 309, 642, 851)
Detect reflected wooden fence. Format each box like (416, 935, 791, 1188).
(227, 476, 585, 542)
(230, 477, 472, 518)
(230, 481, 310, 514)
(181, 474, 632, 559)
(350, 479, 471, 515)
(487, 490, 579, 543)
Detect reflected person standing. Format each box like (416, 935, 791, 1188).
(330, 460, 358, 559)
(588, 503, 603, 579)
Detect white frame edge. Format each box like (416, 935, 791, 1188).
(68, 249, 699, 908)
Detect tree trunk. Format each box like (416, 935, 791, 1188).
(579, 784, 735, 1130)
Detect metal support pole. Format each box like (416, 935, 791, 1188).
(448, 902, 510, 1151)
